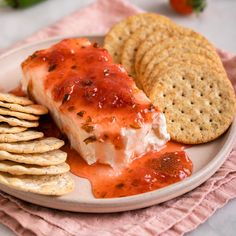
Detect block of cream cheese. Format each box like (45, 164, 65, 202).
(21, 38, 170, 169)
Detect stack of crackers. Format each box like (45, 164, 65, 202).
(104, 13, 236, 144)
(0, 92, 74, 195)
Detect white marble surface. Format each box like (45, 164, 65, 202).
(0, 0, 236, 235)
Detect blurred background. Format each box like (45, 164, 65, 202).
(0, 0, 236, 53)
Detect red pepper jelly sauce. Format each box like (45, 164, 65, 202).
(22, 38, 158, 131)
(38, 115, 193, 199)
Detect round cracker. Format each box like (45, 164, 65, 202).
(0, 115, 39, 128)
(0, 130, 44, 143)
(0, 107, 39, 121)
(141, 53, 223, 93)
(0, 101, 48, 115)
(149, 64, 236, 144)
(139, 36, 220, 83)
(0, 150, 67, 166)
(104, 13, 173, 63)
(0, 124, 27, 134)
(143, 53, 224, 94)
(121, 21, 177, 78)
(0, 172, 75, 195)
(135, 27, 214, 76)
(0, 137, 64, 154)
(0, 161, 70, 175)
(0, 92, 33, 105)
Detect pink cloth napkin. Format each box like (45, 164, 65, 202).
(1, 0, 236, 236)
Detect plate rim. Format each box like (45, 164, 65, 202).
(0, 36, 235, 211)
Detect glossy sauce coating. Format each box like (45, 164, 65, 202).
(68, 143, 192, 198)
(23, 39, 158, 129)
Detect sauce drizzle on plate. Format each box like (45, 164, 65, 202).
(38, 115, 193, 198)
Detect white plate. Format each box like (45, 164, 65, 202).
(0, 36, 235, 213)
